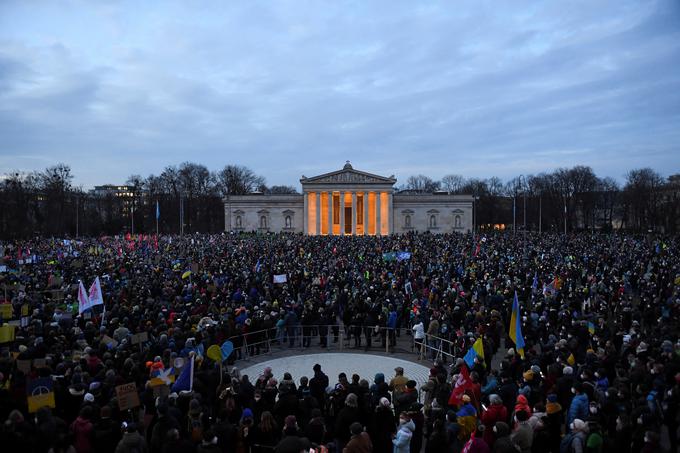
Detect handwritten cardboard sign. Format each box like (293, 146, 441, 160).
(131, 332, 148, 345)
(116, 382, 140, 411)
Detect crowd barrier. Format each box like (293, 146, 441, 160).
(220, 324, 463, 365)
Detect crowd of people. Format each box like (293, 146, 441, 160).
(0, 231, 678, 453)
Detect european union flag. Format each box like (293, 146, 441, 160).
(172, 355, 194, 393)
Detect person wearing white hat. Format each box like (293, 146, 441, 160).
(560, 418, 588, 452)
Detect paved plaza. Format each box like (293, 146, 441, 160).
(240, 352, 432, 388)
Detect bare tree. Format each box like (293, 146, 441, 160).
(441, 174, 465, 193)
(38, 164, 74, 235)
(404, 174, 440, 192)
(623, 168, 665, 231)
(267, 185, 299, 194)
(217, 165, 266, 196)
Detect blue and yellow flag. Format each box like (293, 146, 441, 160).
(509, 291, 525, 358)
(587, 321, 595, 335)
(463, 337, 485, 368)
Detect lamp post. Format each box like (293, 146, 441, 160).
(179, 194, 184, 236)
(518, 175, 527, 256)
(75, 194, 79, 238)
(539, 193, 542, 234)
(512, 192, 516, 237)
(472, 195, 479, 234)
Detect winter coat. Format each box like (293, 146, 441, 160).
(481, 404, 508, 447)
(510, 422, 533, 453)
(395, 388, 418, 413)
(393, 420, 415, 453)
(70, 416, 94, 453)
(93, 418, 121, 453)
(369, 406, 396, 453)
(335, 406, 360, 444)
(463, 435, 491, 453)
(493, 423, 520, 453)
(560, 430, 587, 453)
(115, 432, 148, 453)
(566, 394, 588, 428)
(344, 432, 373, 453)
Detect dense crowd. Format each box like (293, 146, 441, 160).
(0, 231, 679, 453)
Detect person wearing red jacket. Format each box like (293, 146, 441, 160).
(480, 394, 508, 448)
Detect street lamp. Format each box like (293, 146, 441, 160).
(472, 195, 479, 234)
(518, 175, 527, 256)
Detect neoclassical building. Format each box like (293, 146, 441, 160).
(224, 162, 473, 235)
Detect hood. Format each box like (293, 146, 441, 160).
(121, 432, 143, 446)
(401, 420, 415, 432)
(374, 373, 385, 384)
(495, 421, 510, 437)
(72, 417, 91, 430)
(516, 394, 529, 406)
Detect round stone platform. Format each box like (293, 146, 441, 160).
(240, 352, 431, 387)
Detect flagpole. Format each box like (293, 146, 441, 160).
(156, 200, 159, 236)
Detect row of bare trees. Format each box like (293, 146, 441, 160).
(401, 166, 679, 233)
(0, 163, 677, 238)
(0, 163, 297, 238)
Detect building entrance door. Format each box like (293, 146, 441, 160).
(344, 207, 352, 234)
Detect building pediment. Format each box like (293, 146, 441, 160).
(301, 161, 396, 186)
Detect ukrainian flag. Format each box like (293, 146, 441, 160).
(587, 321, 595, 335)
(463, 337, 485, 368)
(509, 291, 525, 358)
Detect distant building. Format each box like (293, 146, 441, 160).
(224, 162, 473, 235)
(91, 185, 135, 198)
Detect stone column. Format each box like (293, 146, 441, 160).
(303, 192, 308, 234)
(388, 191, 393, 235)
(327, 191, 333, 235)
(351, 192, 357, 235)
(339, 191, 345, 235)
(363, 192, 368, 235)
(316, 191, 321, 235)
(376, 191, 382, 236)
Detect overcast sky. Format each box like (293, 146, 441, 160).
(1, 0, 679, 189)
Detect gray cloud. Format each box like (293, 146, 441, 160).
(0, 0, 678, 189)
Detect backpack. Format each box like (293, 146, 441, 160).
(188, 415, 203, 443)
(560, 432, 582, 453)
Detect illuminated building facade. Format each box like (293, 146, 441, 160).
(224, 162, 473, 235)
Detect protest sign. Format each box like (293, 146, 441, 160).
(27, 378, 56, 413)
(0, 304, 12, 319)
(131, 332, 148, 345)
(115, 383, 140, 411)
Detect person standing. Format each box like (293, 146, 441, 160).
(412, 318, 425, 357)
(389, 367, 408, 402)
(393, 413, 415, 453)
(344, 422, 372, 453)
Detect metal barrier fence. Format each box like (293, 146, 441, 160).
(221, 324, 463, 364)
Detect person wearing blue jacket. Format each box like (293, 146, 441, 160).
(387, 306, 398, 347)
(567, 382, 589, 431)
(393, 413, 415, 453)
